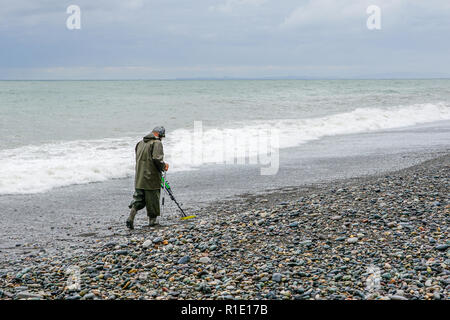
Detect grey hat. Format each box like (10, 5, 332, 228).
(152, 126, 166, 137)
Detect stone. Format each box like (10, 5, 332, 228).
(435, 244, 449, 251)
(272, 273, 283, 283)
(387, 222, 397, 228)
(142, 240, 152, 248)
(16, 291, 42, 299)
(83, 293, 95, 299)
(113, 250, 129, 255)
(381, 272, 391, 280)
(198, 257, 211, 264)
(153, 237, 164, 244)
(178, 255, 190, 264)
(15, 267, 32, 279)
(390, 295, 408, 300)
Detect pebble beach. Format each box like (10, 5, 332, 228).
(0, 154, 448, 300)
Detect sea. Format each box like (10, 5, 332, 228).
(1, 79, 449, 195)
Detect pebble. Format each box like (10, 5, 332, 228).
(83, 293, 95, 300)
(390, 295, 408, 300)
(1, 154, 448, 301)
(16, 291, 42, 299)
(435, 244, 449, 251)
(198, 257, 211, 264)
(272, 273, 283, 283)
(177, 256, 190, 264)
(142, 240, 152, 248)
(152, 237, 163, 244)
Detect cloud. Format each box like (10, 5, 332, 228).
(280, 0, 377, 30)
(279, 0, 450, 31)
(121, 0, 145, 10)
(0, 0, 449, 79)
(209, 0, 267, 13)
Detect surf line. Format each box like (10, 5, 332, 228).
(181, 304, 215, 318)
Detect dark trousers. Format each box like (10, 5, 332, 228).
(129, 189, 160, 218)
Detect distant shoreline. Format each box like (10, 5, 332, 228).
(1, 78, 450, 81)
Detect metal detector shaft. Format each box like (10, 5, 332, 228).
(164, 188, 188, 217)
(161, 174, 188, 217)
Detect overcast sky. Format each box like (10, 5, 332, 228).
(1, 0, 449, 79)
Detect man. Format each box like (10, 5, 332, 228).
(126, 126, 169, 229)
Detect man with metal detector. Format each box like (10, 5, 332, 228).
(126, 126, 169, 229)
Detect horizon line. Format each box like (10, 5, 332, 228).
(1, 77, 450, 81)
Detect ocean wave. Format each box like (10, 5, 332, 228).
(0, 102, 449, 194)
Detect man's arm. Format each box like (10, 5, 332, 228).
(152, 140, 166, 172)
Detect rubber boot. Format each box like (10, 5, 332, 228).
(126, 207, 137, 230)
(148, 217, 158, 226)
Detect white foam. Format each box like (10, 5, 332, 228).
(0, 102, 449, 194)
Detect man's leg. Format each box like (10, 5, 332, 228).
(126, 189, 146, 229)
(145, 189, 160, 226)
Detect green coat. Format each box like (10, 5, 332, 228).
(134, 133, 166, 190)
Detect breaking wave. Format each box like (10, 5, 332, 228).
(0, 102, 449, 194)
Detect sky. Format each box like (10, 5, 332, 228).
(0, 0, 449, 79)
